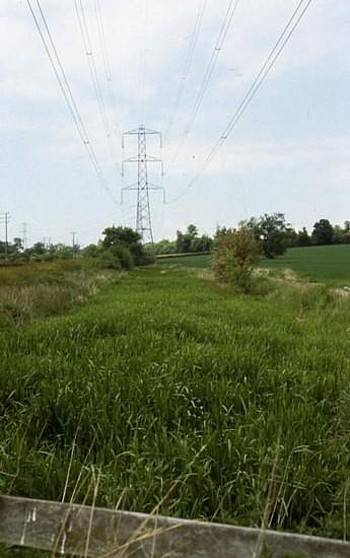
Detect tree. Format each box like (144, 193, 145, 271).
(102, 226, 153, 266)
(0, 238, 23, 260)
(175, 225, 212, 253)
(333, 225, 345, 244)
(343, 221, 350, 244)
(152, 239, 176, 255)
(81, 243, 102, 258)
(175, 224, 198, 253)
(198, 234, 213, 252)
(242, 213, 290, 258)
(213, 227, 261, 292)
(29, 242, 46, 256)
(100, 244, 134, 270)
(102, 226, 140, 264)
(53, 244, 75, 259)
(102, 226, 141, 249)
(284, 226, 298, 247)
(175, 230, 188, 253)
(312, 219, 334, 245)
(13, 238, 23, 253)
(190, 234, 213, 253)
(297, 227, 311, 246)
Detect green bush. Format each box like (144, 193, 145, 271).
(98, 245, 134, 271)
(213, 228, 261, 292)
(102, 226, 153, 267)
(98, 248, 122, 270)
(113, 244, 135, 270)
(137, 250, 156, 266)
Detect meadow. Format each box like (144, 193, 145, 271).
(1, 248, 350, 555)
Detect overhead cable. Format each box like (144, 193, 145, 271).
(94, 0, 120, 137)
(27, 0, 119, 204)
(168, 0, 313, 203)
(74, 0, 120, 170)
(164, 0, 208, 141)
(169, 0, 240, 167)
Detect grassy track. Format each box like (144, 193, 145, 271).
(1, 261, 350, 542)
(158, 244, 350, 284)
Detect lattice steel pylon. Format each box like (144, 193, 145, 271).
(121, 126, 164, 244)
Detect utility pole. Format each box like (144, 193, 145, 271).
(0, 212, 10, 261)
(22, 222, 28, 250)
(71, 232, 77, 257)
(121, 125, 164, 244)
(43, 237, 52, 250)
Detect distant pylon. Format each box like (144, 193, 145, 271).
(0, 212, 10, 260)
(121, 126, 164, 244)
(22, 222, 28, 250)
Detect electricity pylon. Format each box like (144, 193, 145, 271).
(121, 126, 164, 244)
(0, 212, 10, 260)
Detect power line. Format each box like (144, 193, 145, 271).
(168, 0, 313, 204)
(94, 0, 112, 81)
(74, 0, 120, 171)
(169, 0, 240, 167)
(140, 0, 149, 127)
(164, 0, 207, 140)
(94, 0, 121, 138)
(26, 0, 119, 205)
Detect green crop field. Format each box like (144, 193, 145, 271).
(158, 244, 350, 284)
(1, 254, 350, 549)
(262, 244, 350, 284)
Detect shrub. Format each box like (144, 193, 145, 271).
(213, 228, 261, 292)
(102, 226, 154, 266)
(113, 244, 134, 270)
(98, 245, 134, 271)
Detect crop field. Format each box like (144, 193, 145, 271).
(158, 244, 350, 285)
(1, 252, 350, 551)
(262, 244, 350, 284)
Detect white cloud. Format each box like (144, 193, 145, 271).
(1, 0, 349, 243)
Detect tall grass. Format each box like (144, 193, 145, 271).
(0, 260, 115, 325)
(1, 265, 350, 545)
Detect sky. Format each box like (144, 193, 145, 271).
(0, 0, 349, 246)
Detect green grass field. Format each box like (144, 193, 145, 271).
(262, 244, 350, 284)
(157, 253, 212, 268)
(1, 253, 350, 546)
(158, 244, 350, 285)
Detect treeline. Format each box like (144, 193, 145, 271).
(151, 224, 213, 255)
(0, 239, 79, 263)
(0, 227, 154, 270)
(152, 215, 350, 259)
(1, 215, 348, 266)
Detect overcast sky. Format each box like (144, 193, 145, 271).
(1, 0, 349, 246)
